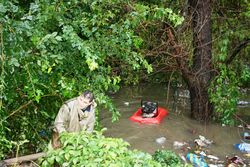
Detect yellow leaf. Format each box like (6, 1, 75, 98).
(48, 67, 52, 73)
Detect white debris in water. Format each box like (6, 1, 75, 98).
(237, 100, 250, 105)
(194, 135, 213, 147)
(156, 137, 166, 144)
(238, 125, 244, 128)
(207, 155, 219, 160)
(173, 141, 188, 149)
(178, 153, 187, 163)
(208, 164, 223, 167)
(200, 151, 206, 156)
(124, 102, 129, 106)
(211, 164, 224, 167)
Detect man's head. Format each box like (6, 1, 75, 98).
(78, 90, 94, 109)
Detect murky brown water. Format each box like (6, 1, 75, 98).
(100, 84, 250, 160)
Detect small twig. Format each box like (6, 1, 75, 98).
(31, 160, 41, 167)
(2, 94, 61, 121)
(5, 100, 33, 120)
(234, 113, 248, 126)
(166, 71, 175, 105)
(225, 38, 250, 65)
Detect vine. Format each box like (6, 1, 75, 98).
(0, 23, 13, 159)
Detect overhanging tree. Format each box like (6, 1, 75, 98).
(135, 0, 214, 122)
(183, 0, 213, 121)
(136, 0, 249, 123)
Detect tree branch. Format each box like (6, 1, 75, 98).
(225, 38, 250, 65)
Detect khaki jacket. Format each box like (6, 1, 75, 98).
(54, 97, 96, 134)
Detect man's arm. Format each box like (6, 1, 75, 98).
(54, 104, 70, 133)
(86, 102, 97, 132)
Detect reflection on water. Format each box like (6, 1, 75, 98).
(100, 83, 250, 159)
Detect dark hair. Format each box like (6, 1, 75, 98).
(82, 90, 94, 102)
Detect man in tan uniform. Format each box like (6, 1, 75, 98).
(52, 90, 97, 148)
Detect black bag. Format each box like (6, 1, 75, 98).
(141, 101, 158, 114)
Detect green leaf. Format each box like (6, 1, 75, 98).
(55, 36, 62, 41)
(0, 4, 7, 13)
(65, 153, 70, 160)
(9, 58, 20, 67)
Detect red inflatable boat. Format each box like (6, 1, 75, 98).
(130, 107, 168, 124)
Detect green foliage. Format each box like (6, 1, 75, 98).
(0, 12, 12, 160)
(208, 0, 250, 125)
(130, 3, 184, 27)
(210, 61, 250, 125)
(153, 150, 183, 167)
(0, 131, 12, 160)
(209, 64, 239, 125)
(40, 129, 161, 167)
(209, 37, 237, 125)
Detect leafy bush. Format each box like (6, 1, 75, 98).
(153, 150, 183, 167)
(40, 129, 161, 167)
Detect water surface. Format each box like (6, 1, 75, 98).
(100, 84, 250, 160)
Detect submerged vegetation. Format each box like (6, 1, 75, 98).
(0, 0, 249, 163)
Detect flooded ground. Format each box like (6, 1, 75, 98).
(100, 83, 250, 161)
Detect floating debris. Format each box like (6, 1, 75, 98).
(178, 153, 187, 163)
(207, 155, 219, 161)
(194, 135, 213, 147)
(243, 132, 250, 140)
(124, 102, 129, 106)
(227, 155, 245, 166)
(247, 125, 250, 130)
(237, 100, 250, 105)
(200, 151, 207, 156)
(173, 141, 188, 149)
(234, 143, 250, 153)
(208, 164, 224, 167)
(186, 153, 208, 167)
(155, 137, 166, 145)
(238, 124, 250, 130)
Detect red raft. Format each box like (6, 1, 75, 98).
(130, 107, 168, 124)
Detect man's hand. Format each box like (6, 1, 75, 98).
(91, 100, 97, 108)
(52, 131, 61, 149)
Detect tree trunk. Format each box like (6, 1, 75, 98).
(187, 0, 213, 121)
(166, 0, 213, 122)
(188, 81, 213, 121)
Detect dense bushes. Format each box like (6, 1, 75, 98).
(40, 129, 162, 167)
(0, 0, 183, 158)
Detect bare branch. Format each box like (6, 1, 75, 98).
(225, 38, 250, 65)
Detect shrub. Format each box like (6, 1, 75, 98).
(40, 129, 161, 167)
(153, 150, 183, 167)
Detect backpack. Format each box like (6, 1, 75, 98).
(141, 101, 158, 118)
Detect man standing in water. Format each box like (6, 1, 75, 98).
(52, 90, 97, 148)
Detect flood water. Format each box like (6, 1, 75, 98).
(100, 83, 250, 161)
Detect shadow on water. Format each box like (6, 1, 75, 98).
(100, 83, 250, 159)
